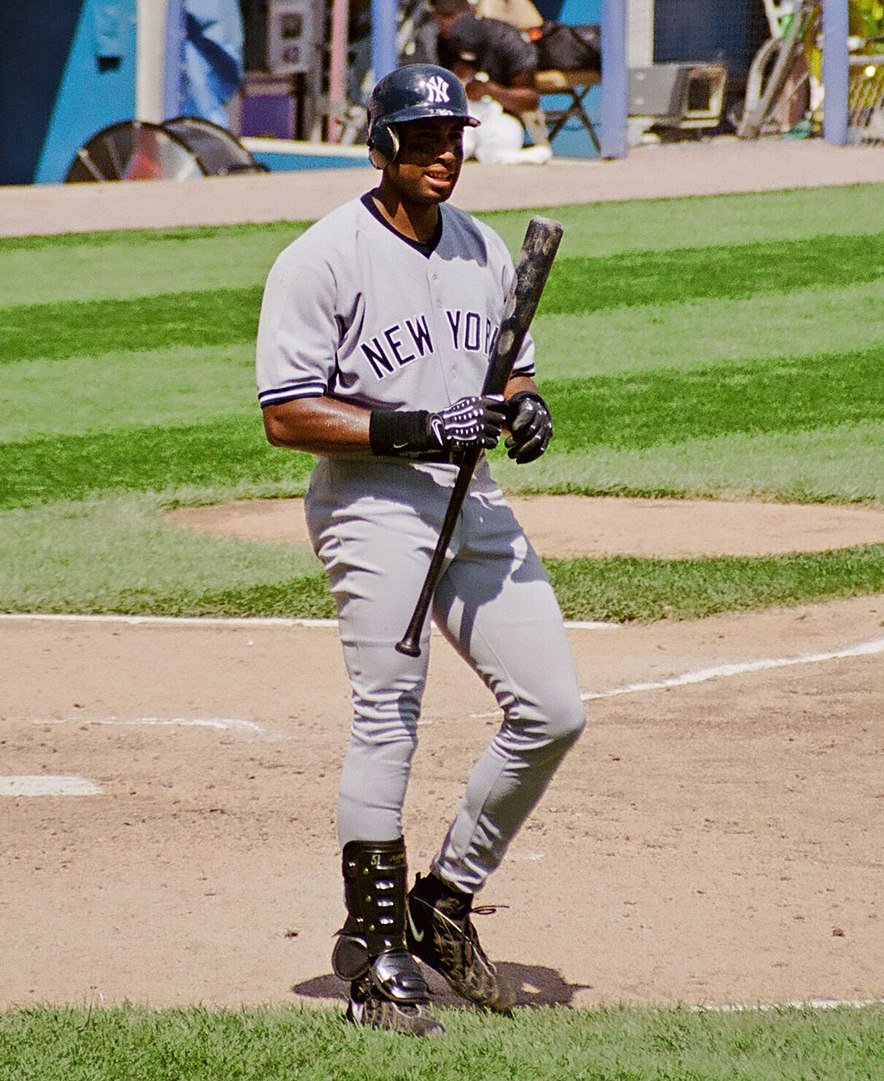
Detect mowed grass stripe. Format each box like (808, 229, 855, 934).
(2, 350, 879, 507)
(543, 348, 882, 452)
(483, 182, 884, 258)
(0, 221, 304, 254)
(2, 182, 878, 277)
(532, 280, 884, 380)
(492, 422, 884, 503)
(0, 344, 256, 444)
(0, 286, 264, 365)
(3, 283, 880, 445)
(0, 225, 305, 308)
(3, 232, 881, 364)
(0, 415, 314, 509)
(542, 232, 883, 315)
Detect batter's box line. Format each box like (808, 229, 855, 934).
(29, 716, 293, 740)
(582, 637, 884, 703)
(36, 714, 262, 731)
(0, 612, 619, 630)
(468, 637, 884, 717)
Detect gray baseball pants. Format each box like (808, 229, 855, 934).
(306, 455, 586, 894)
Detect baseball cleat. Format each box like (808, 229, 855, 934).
(346, 972, 445, 1037)
(406, 872, 515, 1012)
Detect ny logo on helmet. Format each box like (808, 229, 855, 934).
(425, 75, 450, 104)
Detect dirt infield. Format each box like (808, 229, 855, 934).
(1, 588, 882, 1011)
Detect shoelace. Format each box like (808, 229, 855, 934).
(471, 904, 509, 917)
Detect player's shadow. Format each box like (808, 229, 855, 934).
(291, 961, 591, 1009)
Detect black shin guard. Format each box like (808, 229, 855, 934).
(331, 838, 429, 1005)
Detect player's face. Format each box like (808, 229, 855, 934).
(387, 118, 466, 205)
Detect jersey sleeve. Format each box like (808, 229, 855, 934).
(255, 243, 339, 408)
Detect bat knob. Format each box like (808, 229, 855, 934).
(395, 637, 422, 657)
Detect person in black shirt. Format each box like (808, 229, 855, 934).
(408, 0, 551, 163)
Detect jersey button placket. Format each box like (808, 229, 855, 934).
(426, 255, 456, 404)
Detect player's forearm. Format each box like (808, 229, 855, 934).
(263, 393, 508, 460)
(505, 374, 538, 402)
(479, 80, 539, 114)
(262, 396, 371, 455)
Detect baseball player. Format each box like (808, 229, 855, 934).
(256, 63, 585, 1036)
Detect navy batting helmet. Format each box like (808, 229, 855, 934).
(367, 64, 479, 169)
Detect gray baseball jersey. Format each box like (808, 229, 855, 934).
(256, 193, 584, 895)
(256, 193, 534, 414)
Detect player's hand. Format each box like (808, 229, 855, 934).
(429, 395, 507, 452)
(505, 391, 552, 463)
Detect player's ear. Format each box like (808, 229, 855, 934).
(369, 123, 400, 170)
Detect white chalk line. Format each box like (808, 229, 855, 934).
(691, 998, 884, 1014)
(37, 716, 267, 734)
(0, 612, 340, 629)
(0, 612, 617, 631)
(581, 636, 884, 702)
(470, 636, 884, 718)
(37, 634, 879, 757)
(0, 775, 103, 797)
(9, 718, 275, 797)
(10, 635, 882, 792)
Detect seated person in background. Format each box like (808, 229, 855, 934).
(428, 0, 551, 164)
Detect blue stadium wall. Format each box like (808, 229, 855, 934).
(0, 0, 137, 185)
(653, 0, 767, 82)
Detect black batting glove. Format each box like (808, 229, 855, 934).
(428, 395, 507, 453)
(504, 391, 553, 464)
(369, 395, 506, 459)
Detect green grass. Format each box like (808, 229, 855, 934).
(7, 547, 874, 622)
(2, 350, 879, 508)
(1, 184, 882, 618)
(0, 224, 304, 306)
(0, 416, 314, 509)
(540, 232, 883, 316)
(2, 185, 879, 308)
(491, 422, 884, 504)
(481, 182, 884, 258)
(0, 1003, 881, 1081)
(545, 349, 881, 451)
(0, 287, 264, 365)
(532, 281, 884, 380)
(4, 283, 880, 444)
(0, 344, 255, 441)
(544, 546, 884, 622)
(0, 494, 320, 614)
(4, 231, 880, 364)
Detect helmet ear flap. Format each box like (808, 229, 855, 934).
(368, 122, 399, 169)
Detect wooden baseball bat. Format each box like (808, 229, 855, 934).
(395, 215, 564, 657)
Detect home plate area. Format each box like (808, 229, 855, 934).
(0, 592, 881, 1010)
